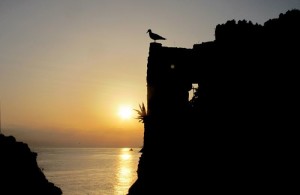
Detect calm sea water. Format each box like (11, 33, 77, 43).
(33, 148, 141, 195)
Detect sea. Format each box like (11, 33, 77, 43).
(33, 147, 141, 195)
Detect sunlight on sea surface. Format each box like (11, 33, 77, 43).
(115, 148, 135, 194)
(34, 148, 141, 195)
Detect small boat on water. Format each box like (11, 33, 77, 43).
(129, 148, 133, 151)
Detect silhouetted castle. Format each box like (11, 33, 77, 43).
(128, 9, 299, 195)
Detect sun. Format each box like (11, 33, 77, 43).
(118, 105, 133, 120)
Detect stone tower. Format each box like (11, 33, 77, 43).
(129, 10, 300, 194)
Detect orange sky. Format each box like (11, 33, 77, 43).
(0, 0, 299, 147)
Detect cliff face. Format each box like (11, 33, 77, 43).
(128, 9, 299, 194)
(0, 134, 62, 195)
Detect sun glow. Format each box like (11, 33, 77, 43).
(118, 105, 133, 120)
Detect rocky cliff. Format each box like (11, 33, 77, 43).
(0, 134, 62, 195)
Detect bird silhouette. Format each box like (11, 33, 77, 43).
(147, 29, 166, 42)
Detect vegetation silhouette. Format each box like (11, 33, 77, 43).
(129, 9, 300, 195)
(134, 103, 149, 153)
(134, 103, 147, 123)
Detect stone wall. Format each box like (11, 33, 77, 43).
(128, 9, 299, 194)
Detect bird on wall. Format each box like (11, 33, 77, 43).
(147, 29, 166, 42)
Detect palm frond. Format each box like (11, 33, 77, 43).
(134, 102, 147, 123)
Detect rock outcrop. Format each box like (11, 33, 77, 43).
(128, 9, 299, 195)
(0, 134, 62, 195)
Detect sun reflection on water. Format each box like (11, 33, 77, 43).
(114, 148, 136, 195)
(121, 153, 131, 160)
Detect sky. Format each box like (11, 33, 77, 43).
(1, 0, 299, 147)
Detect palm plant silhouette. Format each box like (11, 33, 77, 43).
(134, 102, 148, 153)
(134, 103, 147, 123)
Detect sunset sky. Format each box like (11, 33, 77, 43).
(1, 0, 299, 147)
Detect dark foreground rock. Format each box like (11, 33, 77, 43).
(128, 9, 299, 195)
(0, 134, 62, 195)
